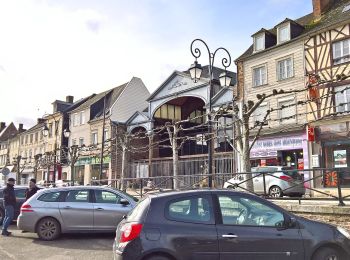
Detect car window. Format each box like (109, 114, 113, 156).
(166, 196, 213, 224)
(65, 190, 89, 203)
(15, 189, 26, 198)
(218, 195, 285, 227)
(95, 190, 122, 204)
(38, 192, 61, 202)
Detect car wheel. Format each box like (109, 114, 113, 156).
(0, 209, 4, 225)
(145, 255, 172, 260)
(312, 247, 344, 260)
(269, 186, 283, 198)
(36, 217, 61, 241)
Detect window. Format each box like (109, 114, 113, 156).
(190, 110, 205, 124)
(15, 189, 27, 199)
(30, 134, 33, 143)
(154, 104, 182, 121)
(72, 139, 77, 146)
(65, 190, 89, 202)
(80, 111, 85, 125)
(278, 96, 296, 123)
(25, 135, 28, 144)
(94, 190, 122, 204)
(79, 138, 84, 147)
(35, 132, 38, 142)
(254, 34, 264, 52)
(104, 130, 109, 141)
(335, 85, 350, 113)
(277, 57, 293, 80)
(92, 132, 98, 145)
(166, 196, 212, 223)
(277, 24, 290, 43)
(218, 195, 284, 227)
(40, 131, 43, 140)
(254, 102, 269, 125)
(333, 39, 350, 65)
(38, 192, 61, 202)
(73, 113, 79, 126)
(48, 123, 53, 138)
(253, 66, 267, 87)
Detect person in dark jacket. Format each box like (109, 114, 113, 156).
(2, 178, 16, 236)
(25, 178, 40, 201)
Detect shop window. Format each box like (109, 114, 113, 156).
(333, 39, 350, 65)
(335, 85, 350, 113)
(190, 110, 205, 124)
(278, 96, 296, 123)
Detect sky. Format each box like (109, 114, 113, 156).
(0, 0, 312, 129)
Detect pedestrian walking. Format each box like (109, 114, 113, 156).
(25, 178, 40, 201)
(2, 177, 16, 236)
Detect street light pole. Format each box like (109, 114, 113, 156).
(189, 39, 232, 188)
(99, 94, 107, 183)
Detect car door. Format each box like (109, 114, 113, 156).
(161, 194, 219, 260)
(15, 188, 26, 217)
(215, 193, 304, 260)
(253, 168, 264, 193)
(92, 189, 132, 231)
(59, 189, 94, 231)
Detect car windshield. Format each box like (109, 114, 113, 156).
(110, 188, 139, 202)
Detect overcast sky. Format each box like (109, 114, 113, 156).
(0, 0, 312, 129)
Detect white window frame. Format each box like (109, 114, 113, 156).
(253, 102, 269, 125)
(277, 57, 294, 81)
(277, 23, 290, 44)
(73, 113, 79, 127)
(79, 138, 84, 147)
(104, 130, 109, 142)
(332, 39, 350, 65)
(92, 132, 98, 145)
(278, 95, 296, 123)
(80, 111, 85, 125)
(335, 85, 350, 113)
(253, 65, 267, 87)
(254, 33, 265, 52)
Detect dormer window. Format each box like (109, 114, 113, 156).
(254, 34, 265, 52)
(277, 23, 290, 44)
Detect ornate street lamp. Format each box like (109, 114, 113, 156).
(42, 124, 49, 137)
(189, 39, 232, 188)
(63, 128, 70, 138)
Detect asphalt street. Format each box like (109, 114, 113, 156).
(0, 225, 114, 260)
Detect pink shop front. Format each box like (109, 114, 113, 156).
(250, 133, 310, 180)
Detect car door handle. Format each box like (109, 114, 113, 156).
(222, 234, 238, 238)
(64, 206, 72, 209)
(96, 208, 104, 211)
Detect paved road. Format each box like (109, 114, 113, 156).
(0, 225, 114, 260)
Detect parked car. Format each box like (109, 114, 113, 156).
(113, 189, 350, 260)
(17, 186, 138, 240)
(0, 186, 28, 225)
(223, 166, 305, 197)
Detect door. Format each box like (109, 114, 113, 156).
(59, 189, 93, 231)
(162, 195, 219, 260)
(92, 189, 132, 231)
(253, 170, 264, 193)
(215, 193, 304, 260)
(15, 188, 26, 217)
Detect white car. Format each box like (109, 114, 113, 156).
(223, 166, 305, 197)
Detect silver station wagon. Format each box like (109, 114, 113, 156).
(17, 186, 138, 240)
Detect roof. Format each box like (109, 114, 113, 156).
(0, 123, 18, 142)
(22, 122, 45, 134)
(69, 82, 128, 114)
(236, 0, 350, 61)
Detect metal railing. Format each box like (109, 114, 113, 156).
(93, 168, 350, 206)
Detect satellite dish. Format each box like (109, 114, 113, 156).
(1, 167, 10, 176)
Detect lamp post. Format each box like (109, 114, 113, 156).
(189, 39, 232, 188)
(63, 128, 79, 186)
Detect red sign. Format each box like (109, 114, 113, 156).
(298, 159, 304, 170)
(260, 159, 266, 167)
(307, 126, 315, 142)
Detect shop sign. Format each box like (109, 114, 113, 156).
(312, 155, 320, 168)
(251, 150, 278, 158)
(251, 136, 304, 152)
(307, 126, 315, 142)
(298, 159, 304, 170)
(75, 156, 111, 166)
(334, 150, 347, 168)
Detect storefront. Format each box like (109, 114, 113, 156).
(75, 155, 111, 185)
(250, 133, 309, 178)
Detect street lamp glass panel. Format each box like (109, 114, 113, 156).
(189, 61, 202, 82)
(219, 71, 232, 87)
(42, 125, 49, 137)
(63, 129, 71, 138)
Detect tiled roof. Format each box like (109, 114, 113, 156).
(236, 0, 350, 61)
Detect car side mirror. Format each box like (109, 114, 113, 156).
(120, 199, 130, 206)
(287, 217, 297, 228)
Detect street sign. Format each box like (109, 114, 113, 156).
(1, 167, 10, 176)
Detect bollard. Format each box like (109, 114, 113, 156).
(336, 170, 345, 206)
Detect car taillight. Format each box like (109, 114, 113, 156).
(21, 204, 34, 212)
(280, 175, 292, 182)
(119, 223, 143, 243)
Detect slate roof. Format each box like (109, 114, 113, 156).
(236, 0, 350, 61)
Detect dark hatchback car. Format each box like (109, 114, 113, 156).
(0, 186, 28, 224)
(113, 190, 350, 260)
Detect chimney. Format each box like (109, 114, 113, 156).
(312, 0, 334, 19)
(66, 95, 74, 103)
(18, 123, 23, 131)
(0, 122, 6, 132)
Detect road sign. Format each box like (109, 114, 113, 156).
(1, 167, 10, 176)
